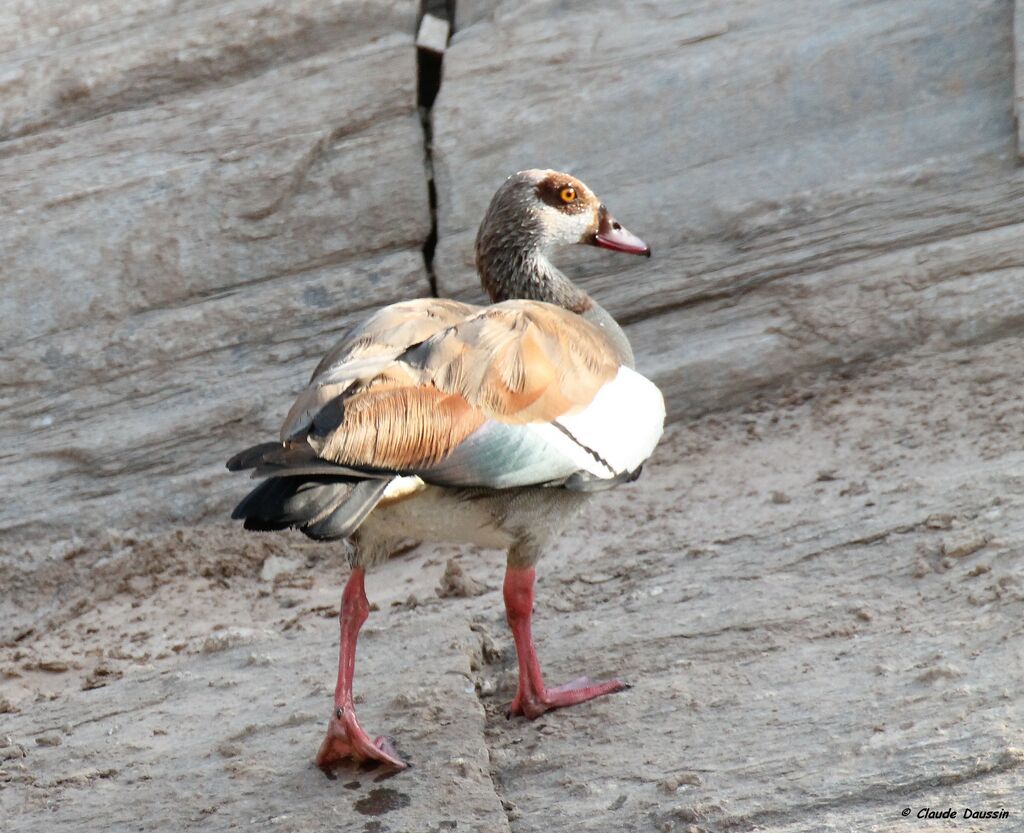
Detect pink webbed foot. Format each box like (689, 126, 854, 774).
(508, 674, 628, 720)
(317, 567, 407, 772)
(503, 565, 630, 720)
(315, 706, 407, 771)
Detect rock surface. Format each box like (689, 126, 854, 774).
(2, 1, 1024, 831)
(4, 0, 1024, 538)
(433, 0, 1024, 416)
(3, 336, 1023, 831)
(0, 0, 430, 537)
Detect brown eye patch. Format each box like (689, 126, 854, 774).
(536, 175, 589, 214)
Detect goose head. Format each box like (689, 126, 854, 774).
(475, 169, 650, 312)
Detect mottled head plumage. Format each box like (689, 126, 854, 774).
(475, 169, 650, 312)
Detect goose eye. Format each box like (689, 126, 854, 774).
(559, 185, 577, 204)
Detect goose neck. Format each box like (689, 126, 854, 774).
(478, 246, 592, 314)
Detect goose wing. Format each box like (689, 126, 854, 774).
(286, 299, 665, 490)
(281, 298, 479, 442)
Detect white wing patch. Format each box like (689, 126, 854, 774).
(553, 366, 665, 476)
(416, 365, 665, 489)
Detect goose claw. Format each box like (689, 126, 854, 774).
(315, 709, 408, 772)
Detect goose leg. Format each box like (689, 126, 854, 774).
(503, 565, 626, 719)
(315, 567, 407, 771)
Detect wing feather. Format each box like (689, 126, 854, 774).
(280, 298, 659, 488)
(282, 299, 478, 441)
(311, 385, 486, 470)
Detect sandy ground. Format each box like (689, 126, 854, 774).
(2, 336, 1023, 832)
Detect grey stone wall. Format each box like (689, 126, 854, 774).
(1, 2, 430, 536)
(2, 0, 1022, 538)
(432, 0, 1024, 414)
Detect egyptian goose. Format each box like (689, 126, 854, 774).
(227, 169, 665, 770)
